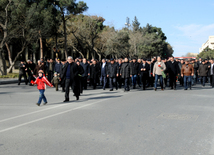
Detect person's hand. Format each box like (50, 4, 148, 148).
(161, 70, 163, 71)
(51, 86, 54, 88)
(116, 74, 119, 77)
(153, 74, 155, 77)
(88, 73, 90, 76)
(107, 75, 109, 77)
(141, 68, 143, 71)
(191, 73, 194, 76)
(144, 68, 146, 71)
(130, 75, 132, 77)
(181, 74, 183, 77)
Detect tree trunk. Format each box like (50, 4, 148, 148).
(5, 43, 12, 65)
(39, 31, 43, 58)
(7, 44, 26, 73)
(62, 13, 68, 59)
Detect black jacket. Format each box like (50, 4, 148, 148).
(19, 63, 26, 75)
(167, 61, 180, 75)
(81, 62, 90, 77)
(107, 63, 119, 78)
(90, 64, 100, 79)
(198, 64, 208, 77)
(130, 62, 139, 75)
(138, 63, 150, 75)
(120, 62, 131, 78)
(61, 62, 79, 81)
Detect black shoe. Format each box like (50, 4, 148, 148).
(103, 88, 105, 90)
(154, 88, 157, 91)
(63, 99, 69, 102)
(36, 103, 40, 106)
(18, 83, 20, 85)
(76, 96, 79, 100)
(44, 102, 48, 105)
(62, 90, 65, 92)
(174, 88, 176, 90)
(184, 88, 187, 90)
(56, 89, 58, 91)
(110, 89, 113, 91)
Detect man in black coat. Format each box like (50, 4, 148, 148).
(138, 58, 150, 90)
(210, 59, 214, 88)
(90, 60, 100, 89)
(117, 59, 123, 88)
(61, 56, 83, 101)
(46, 58, 55, 82)
(81, 58, 90, 90)
(18, 60, 28, 85)
(107, 58, 119, 91)
(120, 58, 131, 92)
(130, 58, 139, 89)
(26, 60, 35, 86)
(167, 57, 180, 90)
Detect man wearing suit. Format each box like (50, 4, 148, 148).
(167, 57, 180, 90)
(100, 59, 108, 90)
(139, 58, 150, 90)
(210, 60, 214, 88)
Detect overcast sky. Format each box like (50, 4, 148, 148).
(82, 0, 214, 56)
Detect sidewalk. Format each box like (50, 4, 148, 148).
(0, 78, 23, 85)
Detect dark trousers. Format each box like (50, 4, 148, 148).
(91, 78, 97, 89)
(164, 76, 168, 87)
(141, 74, 148, 89)
(117, 76, 123, 88)
(109, 77, 117, 89)
(210, 75, 214, 87)
(65, 79, 72, 100)
(54, 83, 59, 91)
(200, 76, 207, 86)
(124, 78, 130, 91)
(82, 76, 88, 90)
(137, 75, 141, 86)
(18, 73, 27, 84)
(48, 71, 54, 82)
(169, 74, 177, 89)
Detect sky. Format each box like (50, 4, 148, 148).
(81, 0, 214, 57)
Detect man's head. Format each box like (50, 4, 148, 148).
(202, 60, 205, 64)
(138, 59, 141, 63)
(211, 60, 214, 64)
(171, 57, 174, 62)
(83, 58, 87, 64)
(185, 60, 189, 64)
(181, 59, 184, 64)
(50, 59, 53, 63)
(93, 59, 97, 65)
(102, 59, 106, 63)
(67, 56, 73, 64)
(110, 58, 115, 64)
(124, 58, 128, 63)
(142, 58, 146, 63)
(118, 59, 122, 64)
(157, 57, 161, 62)
(133, 58, 137, 63)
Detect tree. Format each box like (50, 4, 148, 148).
(0, 0, 12, 75)
(197, 47, 214, 59)
(53, 0, 88, 59)
(132, 16, 140, 32)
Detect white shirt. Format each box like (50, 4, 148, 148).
(211, 64, 214, 75)
(102, 62, 106, 68)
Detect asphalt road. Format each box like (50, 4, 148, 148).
(1, 83, 214, 155)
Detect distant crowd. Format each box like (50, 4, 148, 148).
(18, 56, 214, 102)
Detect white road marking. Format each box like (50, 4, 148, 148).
(0, 93, 109, 123)
(0, 99, 108, 133)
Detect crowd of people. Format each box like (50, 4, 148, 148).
(18, 56, 214, 103)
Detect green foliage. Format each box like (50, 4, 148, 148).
(197, 47, 214, 59)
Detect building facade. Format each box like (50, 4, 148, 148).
(199, 36, 214, 53)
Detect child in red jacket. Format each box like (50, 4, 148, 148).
(32, 70, 53, 106)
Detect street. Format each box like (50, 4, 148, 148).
(1, 83, 214, 155)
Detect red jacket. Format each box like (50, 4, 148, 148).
(33, 76, 53, 90)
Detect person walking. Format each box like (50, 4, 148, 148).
(90, 60, 100, 89)
(198, 60, 208, 87)
(120, 58, 131, 92)
(139, 58, 150, 90)
(100, 59, 108, 90)
(130, 58, 139, 89)
(107, 58, 119, 91)
(153, 57, 166, 91)
(210, 60, 214, 88)
(18, 60, 28, 85)
(181, 60, 194, 90)
(80, 58, 90, 90)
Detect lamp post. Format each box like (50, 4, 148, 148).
(125, 17, 131, 29)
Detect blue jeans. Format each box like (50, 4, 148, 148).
(38, 89, 47, 104)
(200, 76, 206, 86)
(131, 75, 137, 86)
(184, 76, 191, 89)
(100, 76, 107, 89)
(154, 74, 163, 89)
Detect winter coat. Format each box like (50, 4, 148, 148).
(90, 64, 100, 79)
(181, 64, 194, 76)
(34, 65, 45, 77)
(153, 61, 166, 75)
(107, 63, 119, 78)
(130, 62, 139, 75)
(33, 76, 53, 90)
(166, 61, 180, 75)
(198, 64, 208, 77)
(120, 62, 131, 78)
(54, 62, 62, 73)
(81, 62, 90, 77)
(138, 63, 150, 75)
(19, 63, 26, 75)
(51, 77, 60, 84)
